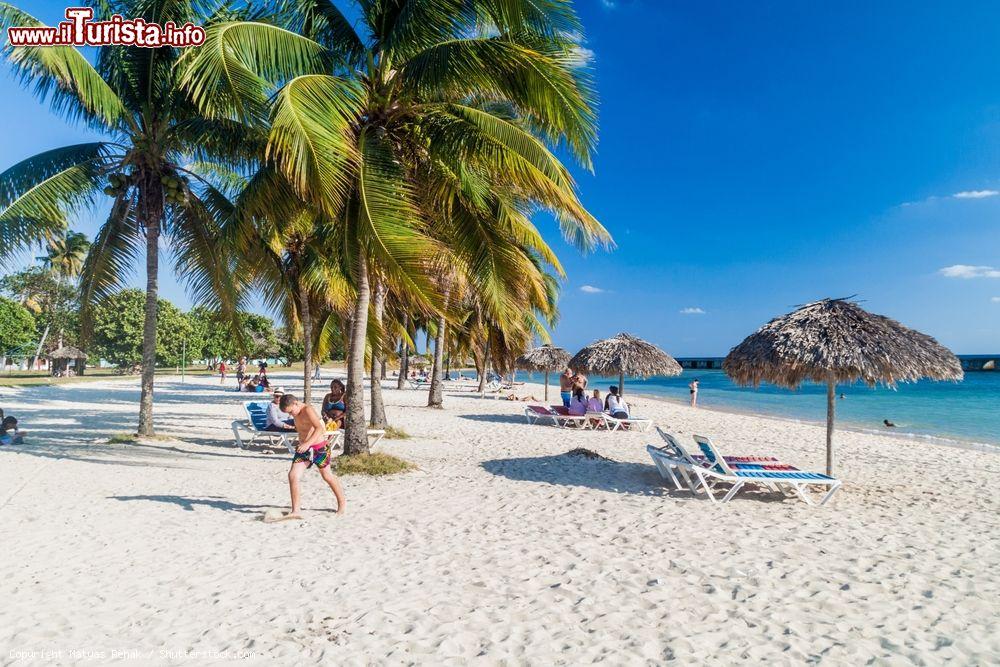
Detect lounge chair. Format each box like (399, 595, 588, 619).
(586, 411, 653, 432)
(646, 432, 842, 505)
(524, 405, 560, 426)
(232, 401, 383, 453)
(231, 401, 300, 454)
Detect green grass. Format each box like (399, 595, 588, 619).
(334, 452, 415, 476)
(383, 425, 411, 440)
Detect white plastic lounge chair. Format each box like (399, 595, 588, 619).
(549, 405, 591, 428)
(232, 401, 299, 453)
(690, 434, 841, 505)
(524, 405, 560, 426)
(232, 402, 380, 454)
(479, 380, 504, 399)
(646, 432, 842, 505)
(587, 412, 653, 432)
(407, 379, 431, 390)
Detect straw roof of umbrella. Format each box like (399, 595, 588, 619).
(409, 355, 431, 367)
(515, 345, 571, 371)
(570, 333, 682, 379)
(724, 298, 962, 477)
(723, 299, 963, 388)
(46, 345, 87, 360)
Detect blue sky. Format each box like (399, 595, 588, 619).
(3, 0, 1000, 355)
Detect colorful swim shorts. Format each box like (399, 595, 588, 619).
(292, 443, 331, 469)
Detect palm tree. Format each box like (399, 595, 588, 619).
(40, 231, 90, 279)
(29, 231, 91, 367)
(180, 0, 610, 454)
(0, 1, 251, 435)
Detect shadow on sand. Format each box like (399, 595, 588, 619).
(481, 452, 672, 497)
(108, 494, 338, 515)
(458, 414, 527, 425)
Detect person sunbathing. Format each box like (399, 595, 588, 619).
(605, 386, 630, 419)
(265, 388, 296, 432)
(322, 379, 347, 427)
(567, 387, 588, 416)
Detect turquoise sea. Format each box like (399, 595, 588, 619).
(515, 369, 1000, 448)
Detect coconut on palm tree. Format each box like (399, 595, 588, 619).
(0, 1, 251, 435)
(180, 0, 611, 454)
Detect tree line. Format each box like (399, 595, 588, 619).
(0, 0, 611, 455)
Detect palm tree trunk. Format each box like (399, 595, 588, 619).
(299, 290, 313, 404)
(137, 179, 163, 437)
(428, 288, 450, 408)
(826, 379, 836, 476)
(31, 323, 50, 372)
(344, 253, 371, 455)
(369, 278, 387, 428)
(477, 333, 491, 392)
(396, 313, 409, 390)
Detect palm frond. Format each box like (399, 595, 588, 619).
(0, 3, 126, 128)
(400, 37, 596, 168)
(267, 74, 363, 214)
(0, 143, 115, 261)
(178, 20, 328, 121)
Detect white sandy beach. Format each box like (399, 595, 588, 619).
(1, 371, 998, 665)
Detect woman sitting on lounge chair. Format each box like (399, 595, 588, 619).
(605, 386, 629, 419)
(322, 379, 347, 427)
(567, 387, 588, 416)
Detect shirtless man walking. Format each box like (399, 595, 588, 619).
(274, 393, 346, 520)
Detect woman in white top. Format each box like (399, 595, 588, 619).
(604, 386, 629, 419)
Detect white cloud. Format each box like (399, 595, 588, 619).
(601, 0, 617, 8)
(567, 46, 595, 68)
(679, 307, 706, 315)
(992, 297, 1000, 303)
(580, 285, 606, 294)
(900, 189, 1000, 207)
(952, 190, 999, 199)
(939, 265, 1000, 279)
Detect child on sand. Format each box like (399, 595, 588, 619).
(0, 416, 24, 445)
(270, 394, 345, 521)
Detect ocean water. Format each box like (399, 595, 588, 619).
(515, 369, 1000, 448)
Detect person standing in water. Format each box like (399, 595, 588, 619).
(689, 379, 699, 407)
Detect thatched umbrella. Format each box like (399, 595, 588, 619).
(570, 333, 682, 397)
(409, 355, 430, 369)
(723, 298, 963, 475)
(515, 345, 571, 402)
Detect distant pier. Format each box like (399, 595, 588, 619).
(677, 355, 998, 372)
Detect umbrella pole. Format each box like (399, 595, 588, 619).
(544, 370, 549, 402)
(618, 371, 624, 398)
(826, 379, 835, 476)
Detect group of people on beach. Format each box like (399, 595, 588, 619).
(217, 357, 275, 393)
(558, 368, 632, 419)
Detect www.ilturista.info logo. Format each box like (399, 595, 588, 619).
(6, 7, 205, 47)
